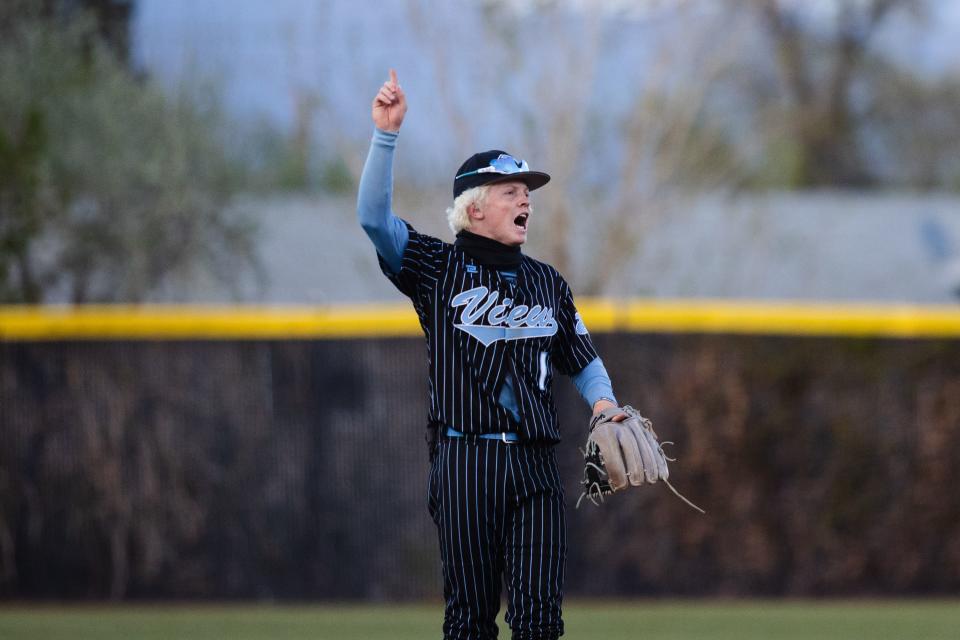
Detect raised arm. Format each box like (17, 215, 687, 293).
(357, 69, 409, 273)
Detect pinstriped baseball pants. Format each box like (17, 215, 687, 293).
(428, 437, 566, 640)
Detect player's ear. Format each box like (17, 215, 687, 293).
(467, 202, 484, 221)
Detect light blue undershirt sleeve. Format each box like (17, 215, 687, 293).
(495, 270, 617, 423)
(572, 357, 616, 407)
(357, 127, 408, 274)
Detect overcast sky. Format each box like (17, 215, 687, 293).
(132, 0, 960, 131)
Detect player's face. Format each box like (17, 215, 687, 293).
(472, 180, 531, 246)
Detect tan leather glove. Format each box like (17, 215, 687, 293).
(586, 406, 668, 491)
(578, 405, 704, 513)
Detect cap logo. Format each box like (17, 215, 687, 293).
(455, 154, 530, 180)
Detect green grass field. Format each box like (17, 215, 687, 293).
(2, 600, 958, 639)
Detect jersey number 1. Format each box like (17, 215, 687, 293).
(538, 351, 549, 391)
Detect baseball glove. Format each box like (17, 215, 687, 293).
(577, 405, 704, 513)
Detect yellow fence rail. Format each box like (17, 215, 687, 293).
(2, 300, 960, 341)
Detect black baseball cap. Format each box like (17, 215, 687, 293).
(453, 150, 550, 199)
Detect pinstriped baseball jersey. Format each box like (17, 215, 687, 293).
(380, 221, 599, 442)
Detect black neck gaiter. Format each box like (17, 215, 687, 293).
(454, 230, 522, 270)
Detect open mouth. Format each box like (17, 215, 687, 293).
(514, 213, 528, 229)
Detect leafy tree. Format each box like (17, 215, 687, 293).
(0, 109, 50, 302)
(729, 0, 958, 188)
(0, 0, 258, 303)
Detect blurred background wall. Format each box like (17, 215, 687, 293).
(2, 0, 960, 602)
(5, 0, 960, 306)
(4, 334, 960, 600)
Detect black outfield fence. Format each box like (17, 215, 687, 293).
(2, 333, 960, 600)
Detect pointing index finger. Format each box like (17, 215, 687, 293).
(389, 68, 398, 88)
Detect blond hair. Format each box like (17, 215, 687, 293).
(445, 185, 489, 236)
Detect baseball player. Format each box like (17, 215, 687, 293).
(357, 70, 663, 640)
